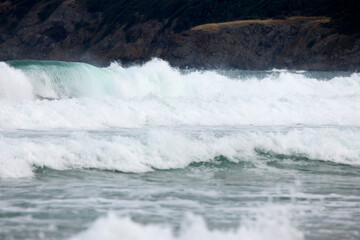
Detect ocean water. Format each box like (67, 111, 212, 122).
(0, 59, 359, 240)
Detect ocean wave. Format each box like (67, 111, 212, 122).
(70, 212, 304, 240)
(1, 59, 360, 100)
(0, 59, 359, 129)
(1, 127, 359, 178)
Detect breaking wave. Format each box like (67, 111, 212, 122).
(1, 127, 359, 178)
(70, 212, 304, 240)
(0, 59, 359, 129)
(1, 59, 359, 179)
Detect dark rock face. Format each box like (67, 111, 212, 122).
(0, 1, 359, 71)
(156, 17, 360, 71)
(0, 0, 95, 62)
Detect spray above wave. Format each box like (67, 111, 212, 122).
(1, 127, 359, 178)
(0, 59, 360, 128)
(0, 62, 34, 100)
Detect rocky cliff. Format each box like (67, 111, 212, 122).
(0, 0, 359, 71)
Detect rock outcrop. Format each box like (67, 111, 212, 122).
(0, 0, 359, 71)
(156, 17, 360, 71)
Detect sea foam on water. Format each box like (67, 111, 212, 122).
(0, 59, 360, 178)
(0, 127, 359, 178)
(1, 59, 359, 240)
(0, 59, 359, 129)
(70, 211, 304, 240)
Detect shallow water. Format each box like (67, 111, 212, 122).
(0, 59, 359, 240)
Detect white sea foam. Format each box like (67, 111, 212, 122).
(0, 62, 34, 100)
(1, 59, 360, 99)
(0, 59, 360, 129)
(1, 127, 359, 178)
(0, 59, 359, 178)
(70, 211, 304, 240)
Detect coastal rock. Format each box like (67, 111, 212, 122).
(0, 0, 359, 71)
(155, 17, 360, 71)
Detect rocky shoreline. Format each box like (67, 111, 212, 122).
(1, 0, 359, 71)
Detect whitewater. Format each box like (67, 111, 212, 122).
(0, 59, 359, 240)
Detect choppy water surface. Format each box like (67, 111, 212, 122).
(0, 59, 359, 240)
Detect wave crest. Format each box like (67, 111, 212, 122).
(1, 127, 359, 179)
(1, 59, 360, 100)
(70, 212, 304, 240)
(0, 59, 360, 129)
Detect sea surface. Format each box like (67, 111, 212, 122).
(0, 59, 359, 240)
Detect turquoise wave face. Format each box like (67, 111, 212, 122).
(2, 59, 357, 100)
(0, 59, 360, 129)
(5, 60, 113, 99)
